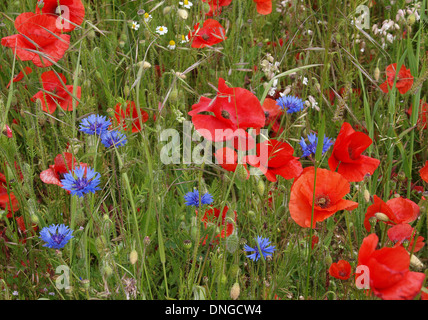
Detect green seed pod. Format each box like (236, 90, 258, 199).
(102, 263, 113, 278)
(95, 235, 107, 253)
(236, 164, 248, 181)
(183, 239, 192, 250)
(169, 88, 179, 102)
(87, 29, 96, 40)
(257, 179, 265, 196)
(226, 232, 239, 254)
(229, 264, 240, 278)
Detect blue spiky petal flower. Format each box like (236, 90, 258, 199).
(300, 133, 334, 157)
(100, 130, 128, 148)
(244, 236, 276, 261)
(276, 95, 305, 113)
(79, 114, 112, 135)
(184, 189, 214, 207)
(61, 165, 101, 198)
(40, 224, 74, 249)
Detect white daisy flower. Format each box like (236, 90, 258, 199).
(179, 0, 193, 9)
(156, 26, 168, 36)
(167, 40, 176, 50)
(131, 21, 140, 31)
(144, 13, 152, 23)
(302, 77, 308, 85)
(180, 34, 189, 43)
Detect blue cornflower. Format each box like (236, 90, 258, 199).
(39, 224, 74, 249)
(276, 95, 305, 113)
(299, 133, 334, 157)
(184, 189, 213, 207)
(79, 114, 111, 135)
(244, 236, 276, 261)
(61, 165, 101, 198)
(100, 130, 128, 148)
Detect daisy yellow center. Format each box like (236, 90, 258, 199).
(159, 27, 164, 31)
(169, 40, 176, 46)
(144, 13, 149, 18)
(184, 0, 188, 4)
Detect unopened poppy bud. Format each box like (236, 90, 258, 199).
(102, 263, 113, 278)
(95, 235, 107, 253)
(226, 233, 239, 254)
(397, 171, 406, 182)
(410, 254, 424, 270)
(236, 164, 248, 181)
(202, 2, 211, 13)
(163, 6, 172, 15)
(364, 189, 370, 203)
(119, 40, 125, 48)
(374, 67, 380, 81)
(124, 85, 130, 97)
(325, 253, 333, 266)
(170, 88, 179, 102)
(177, 8, 188, 20)
(30, 214, 39, 225)
(87, 29, 96, 40)
(130, 249, 138, 265)
(247, 210, 256, 221)
(375, 212, 390, 222)
(407, 14, 416, 25)
(219, 274, 227, 285)
(229, 264, 240, 277)
(230, 282, 240, 300)
(257, 179, 265, 195)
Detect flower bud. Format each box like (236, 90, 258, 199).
(236, 164, 248, 181)
(30, 214, 39, 225)
(163, 6, 172, 15)
(407, 14, 416, 25)
(230, 282, 240, 300)
(102, 263, 113, 278)
(257, 179, 265, 195)
(374, 67, 380, 81)
(410, 254, 424, 270)
(364, 189, 371, 203)
(183, 239, 192, 250)
(177, 8, 188, 20)
(129, 249, 138, 265)
(375, 212, 390, 222)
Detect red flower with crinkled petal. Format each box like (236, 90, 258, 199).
(379, 63, 414, 94)
(1, 12, 70, 68)
(329, 260, 352, 280)
(114, 101, 149, 133)
(6, 67, 32, 89)
(289, 167, 359, 228)
(200, 206, 236, 245)
(0, 163, 22, 218)
(202, 0, 232, 16)
(420, 161, 428, 183)
(36, 0, 86, 32)
(188, 19, 227, 48)
(253, 0, 272, 15)
(328, 122, 380, 182)
(356, 233, 425, 300)
(40, 152, 78, 187)
(406, 100, 428, 130)
(387, 223, 425, 253)
(243, 139, 302, 182)
(189, 78, 265, 149)
(262, 98, 283, 136)
(363, 195, 420, 232)
(31, 71, 81, 114)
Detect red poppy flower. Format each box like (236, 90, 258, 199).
(422, 288, 428, 300)
(420, 161, 428, 183)
(2, 124, 13, 138)
(379, 63, 414, 94)
(36, 0, 86, 32)
(188, 19, 227, 48)
(6, 67, 32, 89)
(328, 122, 380, 182)
(261, 98, 283, 136)
(363, 195, 420, 232)
(189, 78, 265, 147)
(1, 12, 70, 68)
(15, 216, 38, 244)
(203, 0, 232, 16)
(289, 167, 359, 228)
(243, 139, 302, 182)
(329, 260, 352, 280)
(356, 233, 425, 300)
(387, 224, 425, 253)
(114, 101, 149, 133)
(406, 100, 428, 130)
(31, 71, 81, 114)
(0, 164, 22, 218)
(253, 0, 272, 15)
(200, 206, 236, 245)
(214, 147, 249, 178)
(40, 152, 79, 187)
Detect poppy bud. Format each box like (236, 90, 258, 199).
(325, 253, 333, 266)
(410, 254, 424, 270)
(87, 30, 96, 40)
(119, 40, 125, 48)
(124, 85, 130, 97)
(247, 210, 256, 221)
(226, 232, 239, 253)
(236, 164, 248, 181)
(219, 274, 227, 285)
(364, 189, 370, 203)
(129, 249, 138, 265)
(95, 235, 107, 253)
(102, 263, 113, 278)
(407, 14, 416, 25)
(170, 88, 179, 102)
(202, 2, 211, 13)
(230, 282, 240, 300)
(177, 8, 188, 20)
(257, 179, 265, 195)
(397, 171, 406, 182)
(229, 264, 240, 277)
(375, 212, 390, 222)
(374, 67, 380, 81)
(163, 6, 172, 15)
(30, 214, 39, 225)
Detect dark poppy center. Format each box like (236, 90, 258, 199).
(221, 110, 230, 119)
(339, 271, 346, 277)
(201, 33, 210, 41)
(348, 146, 358, 160)
(315, 194, 331, 208)
(264, 111, 270, 119)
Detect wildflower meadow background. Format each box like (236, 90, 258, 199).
(0, 0, 427, 301)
